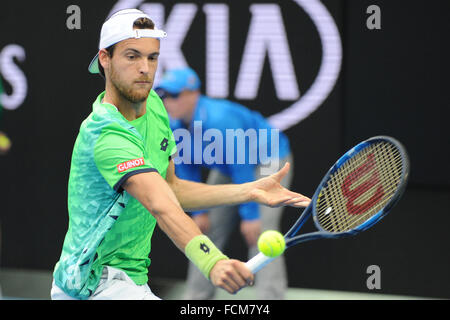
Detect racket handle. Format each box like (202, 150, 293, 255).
(245, 252, 275, 274)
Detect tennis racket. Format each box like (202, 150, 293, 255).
(246, 135, 409, 273)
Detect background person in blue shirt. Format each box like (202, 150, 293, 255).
(156, 67, 295, 300)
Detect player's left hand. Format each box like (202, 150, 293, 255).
(248, 162, 311, 208)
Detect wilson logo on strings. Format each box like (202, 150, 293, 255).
(341, 153, 385, 215)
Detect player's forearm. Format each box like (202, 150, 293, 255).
(170, 177, 253, 211)
(124, 172, 232, 282)
(152, 201, 203, 251)
(123, 172, 202, 251)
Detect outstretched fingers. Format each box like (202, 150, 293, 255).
(271, 162, 291, 183)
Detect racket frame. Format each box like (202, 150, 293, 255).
(285, 135, 409, 248)
(246, 136, 409, 273)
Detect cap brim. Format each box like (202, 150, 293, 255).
(88, 52, 100, 74)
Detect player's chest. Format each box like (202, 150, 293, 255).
(139, 117, 172, 175)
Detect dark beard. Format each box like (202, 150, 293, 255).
(110, 67, 151, 104)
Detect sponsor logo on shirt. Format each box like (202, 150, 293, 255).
(160, 137, 169, 151)
(117, 157, 145, 173)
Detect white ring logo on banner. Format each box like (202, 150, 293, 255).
(107, 0, 342, 131)
(267, 0, 342, 130)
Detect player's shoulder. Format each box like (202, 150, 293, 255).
(85, 93, 124, 126)
(78, 103, 136, 145)
(82, 107, 128, 136)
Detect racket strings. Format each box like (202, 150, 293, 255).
(321, 145, 402, 231)
(316, 142, 404, 233)
(319, 144, 402, 231)
(333, 145, 402, 229)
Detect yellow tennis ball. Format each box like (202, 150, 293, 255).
(257, 230, 286, 258)
(0, 134, 11, 149)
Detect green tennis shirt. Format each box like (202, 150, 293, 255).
(53, 90, 176, 299)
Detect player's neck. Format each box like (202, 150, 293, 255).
(103, 85, 146, 121)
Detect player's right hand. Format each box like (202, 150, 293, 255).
(209, 259, 254, 294)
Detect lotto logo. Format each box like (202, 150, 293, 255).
(117, 157, 145, 173)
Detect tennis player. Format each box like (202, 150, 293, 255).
(51, 9, 309, 300)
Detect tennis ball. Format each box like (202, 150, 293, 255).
(0, 134, 11, 149)
(257, 230, 286, 258)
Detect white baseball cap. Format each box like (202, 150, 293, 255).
(88, 8, 167, 74)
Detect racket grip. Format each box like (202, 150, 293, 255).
(245, 252, 275, 274)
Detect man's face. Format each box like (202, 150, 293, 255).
(104, 37, 160, 103)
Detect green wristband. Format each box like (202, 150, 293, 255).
(185, 235, 228, 280)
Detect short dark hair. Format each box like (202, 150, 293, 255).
(98, 17, 156, 77)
